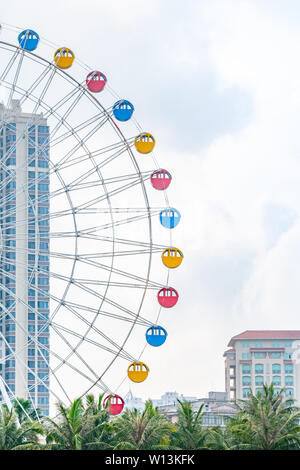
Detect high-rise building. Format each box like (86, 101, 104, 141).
(0, 100, 50, 415)
(224, 330, 300, 404)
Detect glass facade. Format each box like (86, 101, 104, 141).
(0, 117, 50, 416)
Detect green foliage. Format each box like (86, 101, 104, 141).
(112, 400, 174, 450)
(44, 394, 114, 450)
(13, 398, 43, 423)
(235, 384, 300, 450)
(2, 384, 300, 450)
(0, 404, 44, 450)
(171, 400, 209, 450)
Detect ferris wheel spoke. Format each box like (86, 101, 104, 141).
(0, 257, 153, 350)
(48, 321, 116, 392)
(51, 110, 112, 170)
(24, 206, 164, 224)
(6, 51, 25, 110)
(0, 45, 21, 81)
(52, 247, 162, 259)
(0, 283, 110, 398)
(19, 63, 54, 107)
(49, 297, 144, 356)
(22, 246, 163, 289)
(66, 279, 153, 321)
(58, 301, 152, 327)
(50, 109, 109, 148)
(51, 322, 135, 362)
(56, 232, 165, 250)
(55, 146, 133, 191)
(53, 138, 132, 173)
(59, 209, 161, 235)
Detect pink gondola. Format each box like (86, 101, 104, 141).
(150, 169, 172, 190)
(86, 71, 107, 93)
(157, 287, 179, 308)
(103, 394, 124, 415)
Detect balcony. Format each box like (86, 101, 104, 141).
(250, 348, 284, 352)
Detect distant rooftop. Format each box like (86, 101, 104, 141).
(228, 330, 300, 347)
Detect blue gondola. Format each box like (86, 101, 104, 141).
(146, 326, 167, 347)
(159, 208, 181, 229)
(18, 29, 39, 51)
(113, 100, 134, 122)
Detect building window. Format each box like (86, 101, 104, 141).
(274, 388, 281, 396)
(285, 388, 294, 397)
(255, 388, 263, 396)
(242, 376, 251, 386)
(285, 376, 294, 386)
(270, 352, 281, 358)
(242, 341, 251, 348)
(242, 353, 251, 359)
(255, 364, 264, 374)
(284, 341, 293, 348)
(272, 364, 281, 374)
(5, 372, 15, 380)
(255, 376, 264, 386)
(271, 341, 281, 348)
(285, 364, 293, 374)
(38, 397, 49, 405)
(254, 352, 265, 359)
(254, 341, 263, 348)
(272, 375, 281, 386)
(243, 388, 251, 398)
(242, 364, 251, 374)
(284, 352, 293, 359)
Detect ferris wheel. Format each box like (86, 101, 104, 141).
(0, 25, 183, 418)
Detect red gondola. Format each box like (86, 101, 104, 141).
(86, 71, 107, 93)
(151, 169, 172, 190)
(157, 287, 179, 308)
(103, 394, 124, 415)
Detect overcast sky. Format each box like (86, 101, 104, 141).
(2, 0, 300, 401)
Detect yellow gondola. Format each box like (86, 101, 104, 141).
(54, 47, 75, 69)
(134, 132, 155, 154)
(162, 247, 183, 268)
(127, 361, 149, 383)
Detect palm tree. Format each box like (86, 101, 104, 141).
(45, 395, 113, 450)
(208, 414, 253, 450)
(113, 400, 174, 450)
(81, 394, 114, 449)
(171, 400, 209, 450)
(0, 404, 44, 450)
(13, 398, 43, 423)
(210, 384, 300, 450)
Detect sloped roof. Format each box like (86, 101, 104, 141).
(223, 348, 235, 356)
(228, 330, 300, 347)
